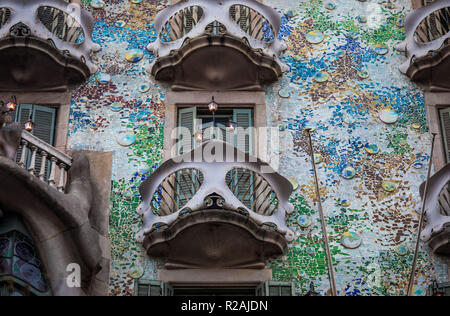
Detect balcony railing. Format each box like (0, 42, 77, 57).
(137, 140, 295, 244)
(16, 130, 72, 192)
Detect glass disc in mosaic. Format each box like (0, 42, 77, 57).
(288, 177, 299, 190)
(297, 215, 312, 228)
(314, 71, 330, 83)
(116, 132, 136, 147)
(357, 16, 367, 23)
(382, 180, 397, 192)
(139, 84, 150, 93)
(125, 49, 144, 63)
(379, 108, 398, 124)
(278, 89, 291, 98)
(357, 68, 369, 79)
(373, 43, 389, 55)
(341, 232, 362, 249)
(110, 102, 123, 112)
(341, 166, 356, 179)
(96, 73, 111, 85)
(325, 3, 336, 10)
(91, 0, 105, 9)
(314, 153, 323, 164)
(395, 244, 409, 256)
(306, 30, 324, 44)
(364, 144, 379, 155)
(343, 113, 356, 124)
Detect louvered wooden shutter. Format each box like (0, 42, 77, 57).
(256, 281, 294, 296)
(177, 107, 196, 155)
(233, 109, 254, 209)
(15, 104, 32, 165)
(233, 109, 253, 155)
(439, 108, 450, 163)
(134, 280, 173, 296)
(15, 105, 56, 178)
(177, 107, 196, 208)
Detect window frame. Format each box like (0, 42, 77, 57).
(163, 91, 267, 162)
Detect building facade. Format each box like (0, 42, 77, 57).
(0, 0, 449, 296)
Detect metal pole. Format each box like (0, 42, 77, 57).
(407, 133, 437, 296)
(306, 128, 338, 296)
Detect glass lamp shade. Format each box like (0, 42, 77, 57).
(24, 120, 34, 132)
(194, 131, 203, 142)
(7, 101, 16, 112)
(208, 97, 218, 113)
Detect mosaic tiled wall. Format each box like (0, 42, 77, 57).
(68, 0, 449, 296)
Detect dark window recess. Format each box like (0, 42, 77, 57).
(134, 280, 173, 296)
(427, 281, 450, 296)
(15, 104, 57, 179)
(256, 281, 294, 296)
(134, 280, 294, 296)
(439, 107, 450, 163)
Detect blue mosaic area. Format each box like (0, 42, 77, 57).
(67, 0, 449, 295)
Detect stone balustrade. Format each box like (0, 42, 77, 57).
(16, 130, 72, 192)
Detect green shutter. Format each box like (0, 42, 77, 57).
(233, 109, 253, 155)
(233, 109, 254, 209)
(15, 104, 33, 165)
(15, 105, 57, 179)
(178, 107, 196, 155)
(177, 107, 197, 208)
(439, 108, 450, 163)
(134, 279, 173, 296)
(256, 281, 294, 296)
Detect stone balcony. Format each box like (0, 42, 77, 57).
(136, 140, 295, 270)
(418, 163, 450, 256)
(146, 0, 288, 90)
(0, 0, 99, 92)
(0, 124, 110, 295)
(397, 0, 450, 91)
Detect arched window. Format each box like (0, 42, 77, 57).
(0, 213, 51, 296)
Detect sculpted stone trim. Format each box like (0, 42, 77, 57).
(147, 0, 288, 87)
(150, 34, 284, 88)
(143, 209, 287, 269)
(0, 125, 110, 295)
(137, 140, 295, 246)
(0, 0, 99, 74)
(397, 0, 450, 89)
(418, 162, 450, 255)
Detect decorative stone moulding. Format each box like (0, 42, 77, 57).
(418, 163, 450, 256)
(0, 124, 111, 296)
(0, 0, 100, 91)
(396, 0, 450, 91)
(136, 140, 295, 269)
(147, 0, 288, 90)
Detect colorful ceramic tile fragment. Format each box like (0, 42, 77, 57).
(116, 132, 136, 147)
(314, 71, 330, 83)
(373, 44, 389, 55)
